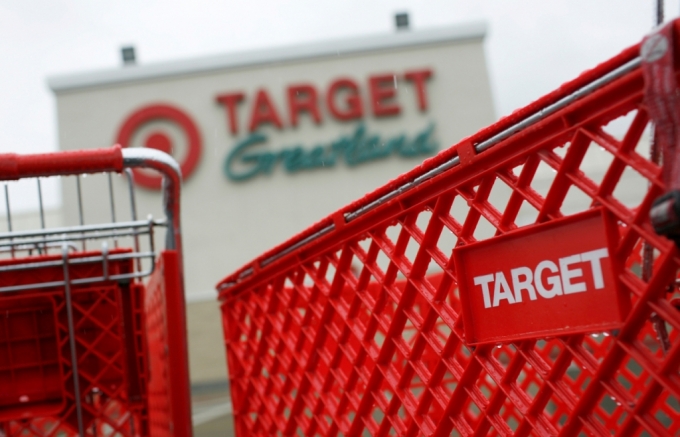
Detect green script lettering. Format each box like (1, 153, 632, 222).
(224, 123, 437, 182)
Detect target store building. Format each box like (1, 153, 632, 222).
(48, 22, 495, 387)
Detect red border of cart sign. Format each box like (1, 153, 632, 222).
(453, 208, 630, 346)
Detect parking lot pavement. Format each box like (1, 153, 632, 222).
(192, 394, 235, 436)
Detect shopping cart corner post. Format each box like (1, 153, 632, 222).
(121, 146, 194, 436)
(120, 147, 183, 253)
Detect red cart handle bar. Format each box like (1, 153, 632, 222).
(0, 145, 182, 253)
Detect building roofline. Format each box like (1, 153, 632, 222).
(47, 21, 486, 93)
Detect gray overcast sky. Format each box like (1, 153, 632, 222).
(0, 0, 676, 159)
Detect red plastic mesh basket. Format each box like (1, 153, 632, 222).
(217, 23, 680, 436)
(0, 251, 149, 436)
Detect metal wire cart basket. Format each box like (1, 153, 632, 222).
(216, 21, 680, 437)
(0, 146, 192, 437)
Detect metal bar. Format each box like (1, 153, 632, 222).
(76, 175, 86, 251)
(148, 217, 155, 268)
(107, 174, 117, 224)
(63, 270, 153, 286)
(4, 184, 13, 258)
(0, 231, 153, 251)
(475, 58, 641, 154)
(645, 125, 670, 353)
(0, 269, 155, 294)
(102, 241, 109, 281)
(124, 168, 142, 272)
(107, 173, 118, 249)
(344, 156, 462, 222)
(648, 0, 671, 357)
(259, 223, 335, 268)
(37, 178, 46, 254)
(641, 237, 667, 350)
(37, 179, 46, 229)
(0, 251, 155, 272)
(62, 245, 85, 437)
(0, 240, 79, 255)
(4, 184, 12, 233)
(645, 72, 665, 351)
(122, 149, 181, 252)
(0, 231, 151, 249)
(0, 218, 164, 241)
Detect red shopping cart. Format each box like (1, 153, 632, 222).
(217, 21, 680, 436)
(0, 147, 192, 437)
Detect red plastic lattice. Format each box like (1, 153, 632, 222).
(218, 23, 680, 437)
(0, 251, 149, 437)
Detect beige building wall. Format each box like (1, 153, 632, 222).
(48, 23, 496, 385)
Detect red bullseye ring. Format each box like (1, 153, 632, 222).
(116, 104, 202, 190)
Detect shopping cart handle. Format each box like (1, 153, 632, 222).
(0, 145, 124, 180)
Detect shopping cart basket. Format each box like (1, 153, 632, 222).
(217, 21, 680, 436)
(0, 146, 192, 437)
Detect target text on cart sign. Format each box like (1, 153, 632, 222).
(453, 208, 630, 345)
(473, 248, 609, 309)
(215, 69, 436, 182)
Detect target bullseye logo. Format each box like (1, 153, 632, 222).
(116, 104, 202, 190)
